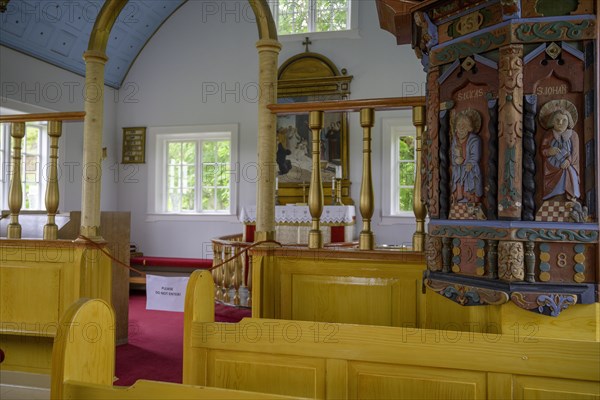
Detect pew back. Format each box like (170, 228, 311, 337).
(184, 270, 600, 399)
(50, 297, 297, 400)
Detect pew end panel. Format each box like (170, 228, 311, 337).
(0, 240, 112, 374)
(50, 297, 297, 400)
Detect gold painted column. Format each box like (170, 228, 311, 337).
(412, 105, 426, 251)
(7, 122, 25, 239)
(308, 111, 324, 249)
(80, 50, 108, 241)
(254, 38, 282, 242)
(359, 108, 375, 250)
(44, 120, 62, 240)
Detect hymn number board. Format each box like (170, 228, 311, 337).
(122, 127, 146, 164)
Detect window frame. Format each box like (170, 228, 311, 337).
(380, 115, 417, 222)
(269, 0, 359, 40)
(147, 124, 238, 221)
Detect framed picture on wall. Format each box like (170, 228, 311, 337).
(122, 127, 146, 164)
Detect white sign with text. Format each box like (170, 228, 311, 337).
(146, 275, 189, 312)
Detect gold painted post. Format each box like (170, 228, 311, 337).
(80, 50, 108, 241)
(7, 122, 25, 239)
(412, 105, 427, 251)
(359, 108, 375, 250)
(44, 120, 62, 240)
(308, 110, 324, 249)
(255, 39, 282, 242)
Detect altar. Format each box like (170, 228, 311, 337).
(240, 205, 355, 244)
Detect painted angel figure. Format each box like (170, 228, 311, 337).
(539, 100, 581, 201)
(451, 109, 483, 204)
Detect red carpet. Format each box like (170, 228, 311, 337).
(115, 291, 251, 386)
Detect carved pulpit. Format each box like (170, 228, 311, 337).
(381, 0, 598, 317)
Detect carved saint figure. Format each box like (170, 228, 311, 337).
(539, 100, 580, 201)
(451, 109, 483, 203)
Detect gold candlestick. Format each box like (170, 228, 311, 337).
(335, 178, 344, 205)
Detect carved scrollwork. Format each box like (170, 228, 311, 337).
(425, 279, 509, 306)
(511, 292, 577, 317)
(425, 235, 443, 271)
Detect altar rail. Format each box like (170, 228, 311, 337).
(0, 112, 85, 240)
(268, 96, 427, 251)
(211, 234, 359, 308)
(181, 270, 600, 399)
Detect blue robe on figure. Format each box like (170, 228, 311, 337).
(451, 133, 483, 203)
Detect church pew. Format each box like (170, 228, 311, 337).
(50, 298, 296, 400)
(184, 270, 600, 399)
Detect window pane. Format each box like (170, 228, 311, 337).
(216, 188, 230, 210)
(217, 141, 230, 163)
(168, 142, 182, 164)
(202, 187, 215, 210)
(182, 142, 195, 164)
(24, 183, 39, 209)
(202, 141, 216, 162)
(202, 163, 217, 186)
(399, 161, 415, 186)
(168, 165, 180, 188)
(216, 164, 230, 186)
(398, 135, 415, 161)
(183, 166, 196, 189)
(168, 190, 180, 212)
(398, 188, 414, 212)
(316, 0, 348, 32)
(181, 189, 195, 211)
(25, 127, 39, 154)
(278, 0, 309, 34)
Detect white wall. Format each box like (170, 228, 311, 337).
(0, 45, 119, 214)
(116, 0, 426, 257)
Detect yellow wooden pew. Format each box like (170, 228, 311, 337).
(184, 270, 600, 400)
(50, 298, 297, 400)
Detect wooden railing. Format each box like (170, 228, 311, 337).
(211, 234, 252, 307)
(268, 96, 426, 250)
(0, 111, 85, 240)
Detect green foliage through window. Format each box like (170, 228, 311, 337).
(274, 0, 349, 35)
(397, 134, 415, 213)
(166, 138, 231, 213)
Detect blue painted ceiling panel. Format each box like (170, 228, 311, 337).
(0, 0, 185, 89)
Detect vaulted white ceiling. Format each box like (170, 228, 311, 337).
(0, 0, 185, 88)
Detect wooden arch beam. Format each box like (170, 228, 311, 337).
(87, 0, 128, 52)
(249, 0, 279, 40)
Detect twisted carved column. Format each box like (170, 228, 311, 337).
(412, 105, 427, 251)
(438, 110, 450, 219)
(7, 122, 25, 239)
(308, 110, 324, 249)
(44, 120, 62, 240)
(487, 99, 499, 220)
(359, 108, 375, 250)
(522, 95, 537, 221)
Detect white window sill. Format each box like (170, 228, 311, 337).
(378, 215, 417, 226)
(278, 29, 361, 42)
(146, 213, 240, 223)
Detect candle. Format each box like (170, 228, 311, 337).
(332, 177, 335, 191)
(335, 165, 342, 179)
(275, 177, 279, 190)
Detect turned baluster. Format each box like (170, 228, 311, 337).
(222, 246, 232, 303)
(7, 122, 25, 239)
(308, 110, 324, 249)
(359, 108, 375, 250)
(212, 242, 223, 301)
(232, 247, 242, 306)
(412, 106, 426, 251)
(44, 120, 62, 240)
